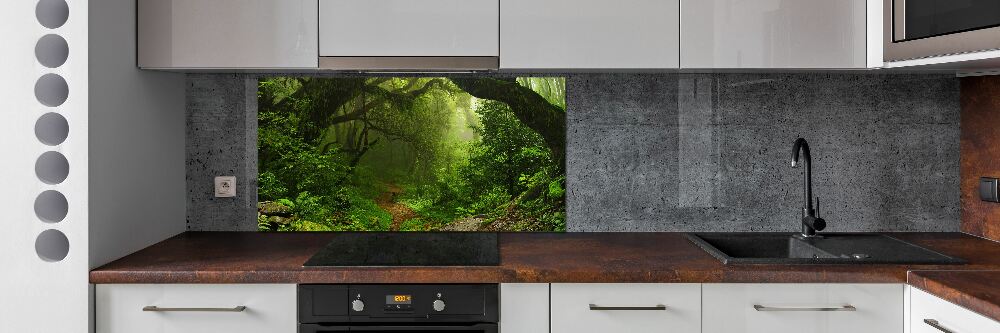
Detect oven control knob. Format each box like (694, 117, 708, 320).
(432, 299, 446, 312)
(351, 299, 365, 312)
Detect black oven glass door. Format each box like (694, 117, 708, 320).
(300, 324, 498, 333)
(300, 326, 348, 333)
(900, 0, 1000, 41)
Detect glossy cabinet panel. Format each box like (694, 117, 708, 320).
(501, 0, 680, 69)
(910, 287, 1000, 333)
(138, 0, 318, 69)
(702, 284, 903, 333)
(96, 284, 297, 333)
(550, 283, 700, 333)
(319, 0, 499, 57)
(681, 0, 869, 68)
(500, 284, 549, 333)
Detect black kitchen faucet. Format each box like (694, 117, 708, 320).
(791, 138, 826, 237)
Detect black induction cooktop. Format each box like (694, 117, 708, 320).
(303, 232, 500, 266)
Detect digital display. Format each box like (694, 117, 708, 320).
(386, 295, 412, 305)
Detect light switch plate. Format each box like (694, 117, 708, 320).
(215, 176, 236, 198)
(979, 177, 999, 202)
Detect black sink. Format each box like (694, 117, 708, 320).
(686, 233, 965, 265)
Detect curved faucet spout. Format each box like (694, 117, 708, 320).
(791, 138, 824, 237)
(791, 138, 813, 213)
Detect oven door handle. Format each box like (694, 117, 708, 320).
(348, 323, 498, 332)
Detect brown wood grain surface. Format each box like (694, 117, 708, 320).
(909, 270, 1000, 322)
(961, 76, 1000, 241)
(90, 232, 1000, 284)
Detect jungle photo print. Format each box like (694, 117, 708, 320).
(256, 77, 567, 232)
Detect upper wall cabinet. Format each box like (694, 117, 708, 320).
(318, 0, 500, 70)
(681, 0, 880, 69)
(501, 0, 680, 69)
(137, 0, 318, 69)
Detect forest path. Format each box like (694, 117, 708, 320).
(376, 184, 418, 231)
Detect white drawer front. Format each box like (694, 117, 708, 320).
(96, 284, 296, 333)
(911, 287, 1000, 333)
(551, 283, 700, 333)
(703, 283, 903, 333)
(501, 283, 549, 333)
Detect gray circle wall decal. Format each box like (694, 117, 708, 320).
(35, 151, 70, 185)
(35, 112, 70, 146)
(35, 229, 70, 262)
(34, 190, 68, 223)
(35, 34, 69, 68)
(34, 73, 69, 107)
(36, 0, 69, 29)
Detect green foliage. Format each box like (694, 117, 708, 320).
(516, 77, 566, 109)
(341, 189, 393, 231)
(257, 213, 272, 231)
(258, 98, 352, 201)
(467, 187, 511, 216)
(287, 219, 335, 232)
(463, 100, 553, 197)
(257, 77, 566, 232)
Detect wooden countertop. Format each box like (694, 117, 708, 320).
(908, 270, 1000, 322)
(90, 232, 1000, 284)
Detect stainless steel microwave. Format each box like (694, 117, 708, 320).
(884, 0, 1000, 62)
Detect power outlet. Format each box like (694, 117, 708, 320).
(215, 176, 236, 198)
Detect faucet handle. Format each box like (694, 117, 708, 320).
(815, 196, 820, 218)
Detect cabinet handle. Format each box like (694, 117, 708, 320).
(142, 306, 247, 312)
(923, 319, 955, 333)
(753, 304, 856, 312)
(589, 304, 667, 311)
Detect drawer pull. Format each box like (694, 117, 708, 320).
(753, 304, 856, 312)
(142, 306, 247, 312)
(923, 319, 955, 333)
(589, 304, 667, 311)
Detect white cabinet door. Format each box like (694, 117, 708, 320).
(501, 284, 549, 333)
(319, 0, 499, 57)
(910, 287, 1000, 333)
(680, 0, 870, 68)
(96, 284, 297, 333)
(501, 0, 680, 69)
(551, 283, 700, 333)
(138, 0, 318, 69)
(702, 284, 903, 333)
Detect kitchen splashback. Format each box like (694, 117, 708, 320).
(960, 75, 1000, 242)
(257, 77, 566, 232)
(186, 73, 960, 232)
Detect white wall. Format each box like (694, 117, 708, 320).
(0, 0, 185, 331)
(0, 0, 90, 331)
(88, 0, 187, 270)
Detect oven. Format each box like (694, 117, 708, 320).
(299, 284, 499, 333)
(885, 0, 1000, 61)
